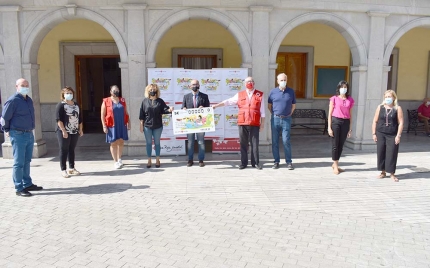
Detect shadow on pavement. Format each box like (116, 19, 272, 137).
(34, 183, 150, 195)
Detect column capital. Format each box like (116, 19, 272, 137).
(118, 62, 128, 69)
(146, 62, 156, 68)
(65, 4, 77, 16)
(351, 65, 368, 72)
(0, 5, 21, 12)
(123, 4, 147, 10)
(22, 63, 40, 70)
(249, 5, 273, 12)
(367, 11, 390, 18)
(383, 65, 392, 72)
(269, 63, 278, 70)
(240, 62, 252, 69)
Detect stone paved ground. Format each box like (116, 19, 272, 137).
(0, 134, 429, 268)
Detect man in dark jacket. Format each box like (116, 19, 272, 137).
(181, 79, 210, 167)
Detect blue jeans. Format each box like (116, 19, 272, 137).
(9, 130, 34, 192)
(271, 115, 292, 163)
(187, 132, 205, 161)
(143, 126, 163, 157)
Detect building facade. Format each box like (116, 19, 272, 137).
(1, 0, 430, 158)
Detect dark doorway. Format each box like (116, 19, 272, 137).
(75, 56, 121, 133)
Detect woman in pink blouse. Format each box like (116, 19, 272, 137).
(327, 80, 354, 174)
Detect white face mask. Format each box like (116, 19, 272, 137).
(339, 87, 347, 95)
(64, 94, 73, 101)
(279, 81, 287, 88)
(427, 101, 430, 106)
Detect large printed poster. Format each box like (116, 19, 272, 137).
(148, 68, 248, 151)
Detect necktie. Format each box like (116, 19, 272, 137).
(193, 95, 197, 108)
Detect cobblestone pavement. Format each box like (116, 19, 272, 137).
(0, 135, 429, 268)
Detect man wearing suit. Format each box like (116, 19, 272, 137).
(181, 79, 211, 167)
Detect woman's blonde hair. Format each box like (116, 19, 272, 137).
(381, 89, 399, 109)
(145, 84, 160, 98)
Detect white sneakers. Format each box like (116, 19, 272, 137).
(114, 160, 124, 169)
(62, 168, 81, 178)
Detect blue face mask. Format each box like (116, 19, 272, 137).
(64, 94, 73, 101)
(384, 97, 393, 105)
(19, 87, 30, 96)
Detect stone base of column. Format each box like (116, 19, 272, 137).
(2, 139, 47, 159)
(345, 138, 376, 150)
(125, 141, 146, 156)
(259, 140, 271, 153)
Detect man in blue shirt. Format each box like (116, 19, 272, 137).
(268, 73, 296, 170)
(1, 78, 43, 197)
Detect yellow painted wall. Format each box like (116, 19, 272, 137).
(281, 23, 351, 67)
(38, 19, 114, 103)
(395, 28, 430, 100)
(155, 20, 242, 68)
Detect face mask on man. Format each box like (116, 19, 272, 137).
(112, 91, 120, 97)
(385, 97, 393, 105)
(64, 94, 73, 101)
(339, 87, 347, 95)
(191, 86, 199, 92)
(19, 87, 30, 96)
(149, 91, 156, 97)
(245, 82, 254, 90)
(279, 81, 287, 88)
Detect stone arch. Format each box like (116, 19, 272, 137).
(22, 7, 127, 63)
(384, 17, 430, 65)
(270, 12, 367, 66)
(147, 8, 251, 65)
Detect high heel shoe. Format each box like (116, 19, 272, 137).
(155, 162, 160, 168)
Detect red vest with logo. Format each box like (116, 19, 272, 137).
(103, 97, 129, 127)
(237, 89, 263, 126)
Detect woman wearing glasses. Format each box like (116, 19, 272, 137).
(327, 80, 355, 174)
(371, 90, 404, 182)
(139, 84, 174, 168)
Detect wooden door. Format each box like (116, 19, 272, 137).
(276, 53, 306, 98)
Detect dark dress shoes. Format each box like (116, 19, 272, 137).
(187, 160, 194, 167)
(24, 184, 43, 191)
(238, 165, 247, 170)
(16, 190, 32, 197)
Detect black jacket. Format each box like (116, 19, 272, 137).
(181, 91, 210, 109)
(139, 98, 171, 129)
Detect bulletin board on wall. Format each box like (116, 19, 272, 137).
(314, 66, 348, 97)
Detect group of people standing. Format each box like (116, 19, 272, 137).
(2, 75, 405, 196)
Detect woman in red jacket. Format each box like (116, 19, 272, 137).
(101, 85, 130, 169)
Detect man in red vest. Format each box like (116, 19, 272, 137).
(213, 77, 265, 170)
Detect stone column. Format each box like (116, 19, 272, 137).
(249, 5, 273, 151)
(346, 11, 389, 150)
(0, 6, 22, 91)
(345, 65, 369, 150)
(23, 64, 47, 157)
(123, 4, 147, 156)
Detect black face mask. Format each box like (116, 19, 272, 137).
(112, 91, 120, 97)
(191, 86, 199, 92)
(149, 91, 156, 97)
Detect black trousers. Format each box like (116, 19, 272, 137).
(56, 130, 79, 171)
(238, 125, 260, 166)
(376, 132, 399, 174)
(331, 117, 350, 161)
